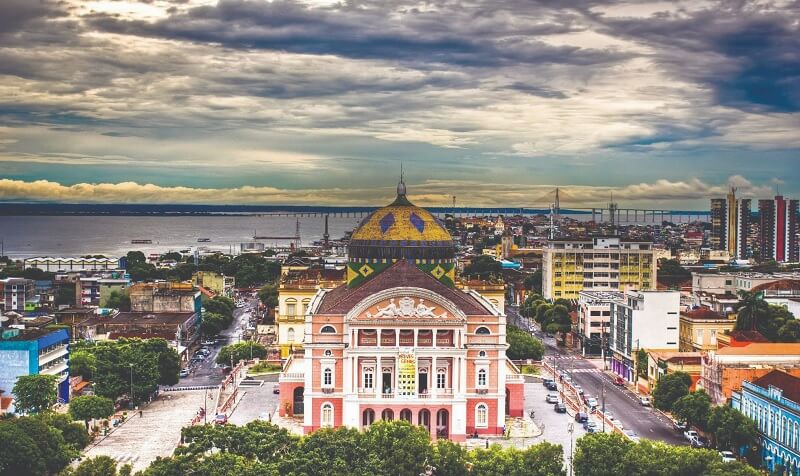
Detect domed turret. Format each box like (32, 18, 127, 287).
(347, 180, 456, 288)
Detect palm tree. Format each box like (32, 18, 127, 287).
(735, 290, 768, 331)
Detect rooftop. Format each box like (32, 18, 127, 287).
(680, 307, 728, 320)
(317, 260, 492, 316)
(82, 312, 195, 327)
(752, 279, 800, 292)
(716, 342, 800, 356)
(751, 370, 800, 404)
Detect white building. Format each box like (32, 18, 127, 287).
(609, 290, 681, 383)
(24, 257, 120, 273)
(576, 291, 621, 357)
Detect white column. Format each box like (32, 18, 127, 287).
(395, 328, 400, 347)
(432, 355, 438, 398)
(377, 328, 381, 348)
(414, 329, 419, 347)
(434, 329, 438, 347)
(344, 355, 353, 394)
(460, 356, 468, 394)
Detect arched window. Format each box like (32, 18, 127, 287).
(478, 350, 487, 358)
(400, 409, 412, 422)
(477, 368, 487, 387)
(362, 409, 375, 427)
(287, 328, 296, 343)
(321, 325, 336, 334)
(437, 368, 447, 389)
(323, 368, 333, 386)
(286, 298, 297, 317)
(321, 403, 333, 428)
(476, 403, 488, 428)
(475, 326, 491, 335)
(302, 298, 311, 315)
(381, 409, 394, 421)
(324, 349, 333, 357)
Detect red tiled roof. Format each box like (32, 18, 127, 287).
(317, 260, 491, 315)
(752, 279, 800, 292)
(751, 370, 800, 404)
(728, 330, 769, 343)
(681, 307, 726, 320)
(0, 397, 12, 411)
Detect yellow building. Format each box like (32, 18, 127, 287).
(457, 278, 505, 315)
(678, 307, 736, 352)
(542, 237, 655, 300)
(276, 270, 345, 358)
(645, 351, 702, 392)
(192, 271, 235, 297)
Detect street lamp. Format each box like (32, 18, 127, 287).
(129, 363, 134, 407)
(567, 422, 575, 476)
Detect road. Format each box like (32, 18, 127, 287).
(507, 306, 685, 445)
(178, 296, 258, 387)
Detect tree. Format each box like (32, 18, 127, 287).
(216, 342, 268, 366)
(432, 439, 468, 476)
(69, 350, 97, 380)
(544, 304, 572, 341)
(535, 303, 552, 325)
(362, 420, 432, 476)
(0, 420, 47, 476)
(201, 312, 227, 337)
(65, 456, 119, 476)
(278, 426, 376, 476)
(55, 284, 76, 307)
(12, 374, 58, 414)
(523, 270, 543, 294)
(39, 412, 91, 450)
(69, 395, 115, 429)
(462, 255, 502, 280)
(106, 290, 131, 311)
(125, 251, 147, 265)
(14, 416, 75, 474)
(573, 433, 632, 476)
(636, 349, 648, 379)
(203, 296, 235, 324)
(671, 390, 711, 430)
(735, 290, 769, 332)
(258, 283, 279, 309)
(707, 405, 758, 452)
(507, 326, 545, 360)
(651, 371, 691, 411)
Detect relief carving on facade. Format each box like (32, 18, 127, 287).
(367, 296, 449, 319)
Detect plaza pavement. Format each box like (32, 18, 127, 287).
(84, 390, 215, 473)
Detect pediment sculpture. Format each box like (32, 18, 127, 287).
(367, 296, 449, 319)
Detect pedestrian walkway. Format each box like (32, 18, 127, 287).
(84, 390, 213, 473)
(505, 416, 540, 438)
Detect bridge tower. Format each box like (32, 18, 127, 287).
(608, 193, 619, 234)
(323, 214, 330, 249)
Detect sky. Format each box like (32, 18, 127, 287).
(0, 0, 798, 209)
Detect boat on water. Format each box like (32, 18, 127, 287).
(197, 238, 211, 242)
(131, 239, 153, 244)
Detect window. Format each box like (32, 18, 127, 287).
(362, 409, 375, 427)
(475, 327, 490, 335)
(437, 369, 446, 389)
(286, 298, 297, 316)
(324, 349, 332, 357)
(287, 328, 296, 343)
(321, 325, 336, 334)
(323, 367, 332, 386)
(321, 403, 333, 428)
(477, 368, 487, 387)
(302, 299, 311, 315)
(478, 350, 486, 358)
(476, 403, 488, 428)
(363, 369, 374, 389)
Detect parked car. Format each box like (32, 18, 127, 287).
(719, 451, 736, 463)
(690, 436, 709, 448)
(574, 385, 584, 395)
(179, 369, 190, 378)
(575, 411, 588, 423)
(546, 381, 558, 391)
(546, 393, 560, 403)
(674, 421, 688, 432)
(584, 421, 599, 433)
(684, 430, 699, 442)
(273, 383, 280, 394)
(639, 396, 652, 406)
(613, 376, 626, 386)
(201, 340, 217, 346)
(554, 403, 567, 413)
(214, 414, 228, 425)
(542, 378, 555, 387)
(586, 397, 598, 409)
(582, 394, 593, 404)
(623, 430, 640, 442)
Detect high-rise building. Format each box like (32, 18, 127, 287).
(541, 237, 655, 300)
(758, 195, 799, 263)
(709, 188, 750, 259)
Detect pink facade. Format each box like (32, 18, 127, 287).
(279, 260, 526, 442)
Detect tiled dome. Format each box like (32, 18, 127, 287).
(346, 180, 456, 288)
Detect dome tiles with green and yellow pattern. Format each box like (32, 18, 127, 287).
(346, 183, 456, 288)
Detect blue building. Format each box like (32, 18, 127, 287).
(732, 370, 800, 474)
(0, 327, 70, 412)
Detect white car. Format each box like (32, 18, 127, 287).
(586, 398, 598, 408)
(639, 396, 652, 406)
(719, 451, 736, 463)
(546, 393, 560, 403)
(684, 430, 699, 442)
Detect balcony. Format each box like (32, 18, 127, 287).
(312, 334, 342, 344)
(280, 372, 304, 382)
(475, 388, 489, 395)
(358, 388, 376, 397)
(322, 387, 335, 394)
(381, 392, 395, 399)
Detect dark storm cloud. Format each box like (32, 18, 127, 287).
(593, 2, 800, 112)
(86, 0, 628, 68)
(0, 0, 67, 35)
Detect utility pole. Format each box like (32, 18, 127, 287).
(601, 377, 606, 433)
(129, 363, 134, 407)
(567, 422, 575, 476)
